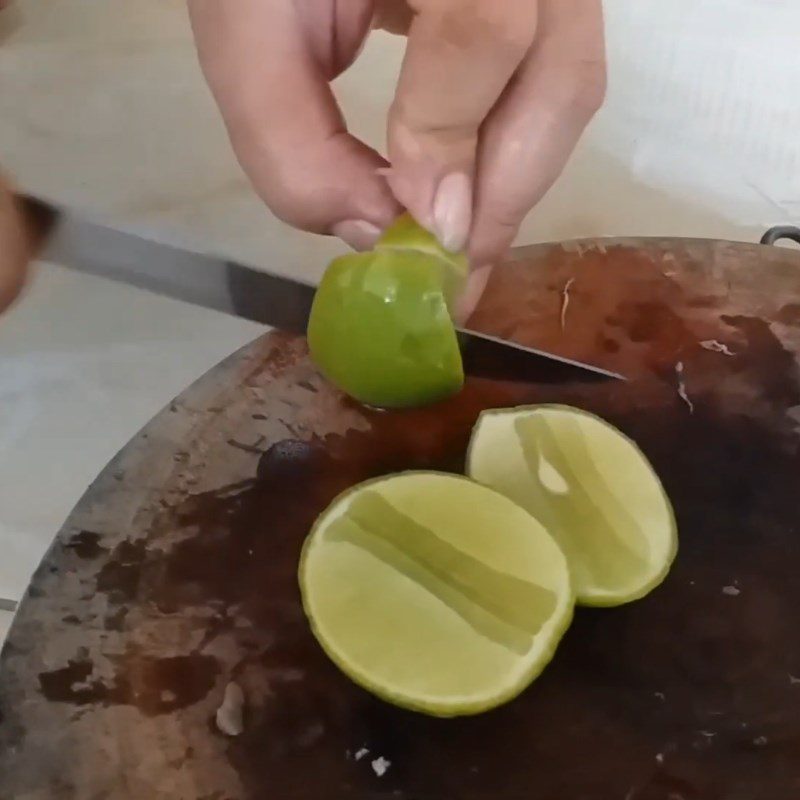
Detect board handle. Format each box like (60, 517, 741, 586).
(761, 226, 800, 246)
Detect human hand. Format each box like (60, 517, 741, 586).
(0, 1, 33, 314)
(189, 0, 605, 302)
(0, 174, 31, 314)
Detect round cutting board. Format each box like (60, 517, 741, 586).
(2, 236, 800, 800)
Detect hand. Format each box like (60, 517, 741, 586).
(0, 1, 33, 313)
(0, 174, 31, 314)
(189, 0, 605, 294)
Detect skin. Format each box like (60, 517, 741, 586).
(0, 0, 33, 313)
(189, 0, 606, 313)
(0, 173, 31, 314)
(0, 1, 605, 318)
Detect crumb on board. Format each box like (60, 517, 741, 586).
(753, 736, 768, 747)
(654, 691, 666, 701)
(216, 681, 245, 737)
(675, 361, 695, 414)
(789, 674, 800, 685)
(354, 747, 369, 762)
(371, 756, 391, 777)
(700, 340, 736, 357)
(722, 584, 741, 597)
(560, 277, 576, 331)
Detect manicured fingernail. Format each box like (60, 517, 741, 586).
(332, 220, 382, 252)
(432, 172, 472, 253)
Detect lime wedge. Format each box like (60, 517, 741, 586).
(467, 405, 678, 606)
(308, 215, 467, 409)
(375, 213, 468, 309)
(299, 472, 573, 716)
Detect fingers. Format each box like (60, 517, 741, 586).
(188, 0, 401, 249)
(296, 0, 375, 78)
(386, 0, 538, 252)
(469, 0, 606, 266)
(0, 178, 31, 313)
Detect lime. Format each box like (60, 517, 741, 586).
(375, 213, 468, 307)
(467, 405, 677, 606)
(299, 472, 573, 716)
(307, 215, 467, 409)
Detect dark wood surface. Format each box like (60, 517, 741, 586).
(2, 237, 800, 799)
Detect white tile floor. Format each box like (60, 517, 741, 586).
(0, 261, 261, 608)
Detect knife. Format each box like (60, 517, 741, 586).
(21, 196, 623, 385)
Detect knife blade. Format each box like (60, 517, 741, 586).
(22, 195, 624, 385)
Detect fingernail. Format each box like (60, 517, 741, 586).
(432, 172, 472, 253)
(332, 220, 382, 252)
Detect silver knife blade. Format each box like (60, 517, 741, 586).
(23, 196, 624, 385)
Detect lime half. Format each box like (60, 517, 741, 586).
(307, 215, 468, 409)
(299, 472, 573, 716)
(467, 405, 677, 607)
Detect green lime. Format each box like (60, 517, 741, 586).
(375, 213, 468, 308)
(299, 472, 573, 716)
(467, 405, 678, 606)
(307, 215, 467, 409)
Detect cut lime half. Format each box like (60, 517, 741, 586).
(299, 472, 573, 716)
(467, 405, 677, 606)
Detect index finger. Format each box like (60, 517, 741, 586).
(469, 0, 606, 267)
(387, 0, 539, 251)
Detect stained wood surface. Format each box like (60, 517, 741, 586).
(2, 237, 800, 800)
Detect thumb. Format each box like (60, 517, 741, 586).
(386, 0, 538, 252)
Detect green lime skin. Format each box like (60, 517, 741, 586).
(308, 248, 464, 409)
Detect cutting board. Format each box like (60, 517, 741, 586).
(2, 236, 800, 800)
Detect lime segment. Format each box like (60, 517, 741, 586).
(300, 472, 573, 716)
(467, 405, 677, 606)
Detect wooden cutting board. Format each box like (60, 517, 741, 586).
(2, 237, 800, 800)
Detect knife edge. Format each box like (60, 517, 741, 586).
(22, 195, 624, 385)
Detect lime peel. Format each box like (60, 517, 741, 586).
(308, 214, 467, 409)
(299, 471, 574, 717)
